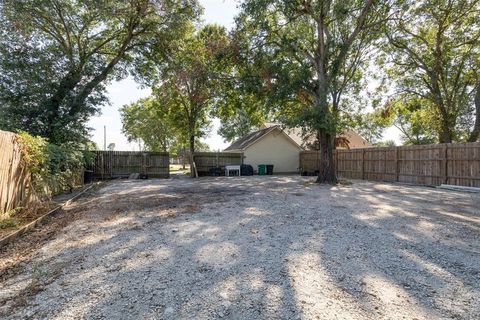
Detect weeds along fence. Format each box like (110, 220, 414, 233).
(0, 130, 32, 218)
(89, 151, 170, 179)
(300, 142, 480, 187)
(193, 152, 243, 176)
(1, 130, 85, 218)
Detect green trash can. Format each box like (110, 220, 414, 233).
(258, 164, 266, 175)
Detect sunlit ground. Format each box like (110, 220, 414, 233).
(1, 176, 478, 319)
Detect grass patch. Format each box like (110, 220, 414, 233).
(40, 216, 53, 225)
(6, 207, 24, 217)
(170, 164, 190, 172)
(0, 219, 18, 229)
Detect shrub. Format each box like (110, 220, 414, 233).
(16, 132, 85, 199)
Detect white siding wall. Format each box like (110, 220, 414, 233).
(243, 130, 301, 173)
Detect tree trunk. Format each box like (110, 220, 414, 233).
(468, 84, 480, 142)
(314, 74, 337, 184)
(44, 69, 82, 142)
(439, 125, 453, 143)
(316, 129, 337, 184)
(189, 134, 195, 177)
(182, 146, 186, 170)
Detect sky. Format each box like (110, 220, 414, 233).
(87, 0, 400, 151)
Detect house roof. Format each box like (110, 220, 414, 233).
(260, 123, 372, 149)
(225, 123, 372, 152)
(224, 126, 278, 151)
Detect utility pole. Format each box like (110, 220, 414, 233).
(104, 125, 106, 151)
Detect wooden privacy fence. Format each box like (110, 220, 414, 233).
(193, 152, 243, 176)
(0, 130, 32, 218)
(89, 151, 169, 179)
(300, 142, 480, 187)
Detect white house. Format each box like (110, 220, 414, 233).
(224, 126, 302, 173)
(224, 124, 371, 174)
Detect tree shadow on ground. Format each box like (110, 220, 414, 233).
(1, 177, 479, 319)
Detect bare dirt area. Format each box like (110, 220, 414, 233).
(0, 176, 479, 320)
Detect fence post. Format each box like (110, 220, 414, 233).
(361, 149, 365, 180)
(334, 150, 338, 176)
(395, 147, 399, 182)
(384, 149, 387, 180)
(443, 144, 448, 184)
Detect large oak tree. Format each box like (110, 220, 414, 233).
(235, 0, 390, 183)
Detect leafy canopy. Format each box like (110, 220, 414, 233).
(121, 97, 180, 153)
(0, 0, 200, 144)
(135, 23, 231, 155)
(385, 0, 480, 143)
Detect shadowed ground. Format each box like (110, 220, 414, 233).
(0, 176, 479, 319)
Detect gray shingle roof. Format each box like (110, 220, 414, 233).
(224, 126, 278, 151)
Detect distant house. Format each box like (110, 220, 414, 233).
(224, 125, 302, 173)
(260, 123, 372, 150)
(224, 124, 371, 173)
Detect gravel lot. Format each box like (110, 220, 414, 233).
(0, 176, 479, 319)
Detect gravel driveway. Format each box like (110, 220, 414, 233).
(0, 176, 479, 319)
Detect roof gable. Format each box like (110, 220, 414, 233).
(260, 123, 372, 149)
(224, 126, 277, 151)
(224, 126, 302, 151)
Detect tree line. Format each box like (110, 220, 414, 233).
(0, 0, 479, 183)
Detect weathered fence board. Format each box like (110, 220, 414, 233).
(193, 152, 243, 176)
(89, 151, 169, 179)
(0, 130, 32, 218)
(299, 142, 480, 187)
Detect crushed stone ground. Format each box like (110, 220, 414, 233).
(0, 176, 479, 319)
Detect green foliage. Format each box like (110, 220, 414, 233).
(0, 219, 17, 229)
(17, 132, 84, 198)
(121, 96, 211, 154)
(374, 140, 396, 147)
(135, 23, 231, 155)
(5, 207, 23, 217)
(385, 0, 480, 143)
(384, 96, 438, 145)
(217, 108, 265, 142)
(235, 0, 390, 182)
(344, 111, 389, 145)
(235, 0, 389, 131)
(358, 95, 438, 145)
(46, 144, 84, 174)
(16, 132, 49, 176)
(80, 141, 97, 168)
(0, 0, 200, 144)
(82, 151, 95, 169)
(120, 98, 179, 152)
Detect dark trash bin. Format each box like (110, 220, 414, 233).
(266, 164, 274, 175)
(209, 167, 222, 176)
(241, 164, 254, 176)
(84, 170, 94, 184)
